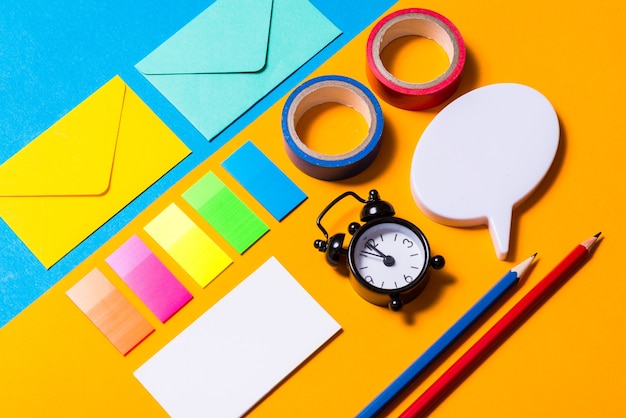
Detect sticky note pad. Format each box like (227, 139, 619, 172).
(66, 268, 154, 355)
(144, 204, 232, 288)
(182, 172, 268, 254)
(105, 235, 193, 323)
(134, 256, 341, 418)
(221, 141, 307, 221)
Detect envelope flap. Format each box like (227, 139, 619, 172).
(0, 77, 124, 197)
(136, 0, 273, 75)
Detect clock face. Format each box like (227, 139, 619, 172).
(348, 218, 430, 292)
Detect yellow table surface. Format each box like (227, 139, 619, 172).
(2, 1, 625, 417)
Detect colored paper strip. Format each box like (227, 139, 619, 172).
(182, 172, 268, 254)
(221, 141, 307, 221)
(105, 235, 193, 323)
(66, 268, 154, 355)
(134, 256, 341, 418)
(144, 203, 232, 288)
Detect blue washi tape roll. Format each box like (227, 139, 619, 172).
(281, 75, 384, 180)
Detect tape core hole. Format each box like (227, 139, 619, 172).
(287, 82, 378, 161)
(373, 13, 459, 89)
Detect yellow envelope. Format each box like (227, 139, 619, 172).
(0, 76, 190, 268)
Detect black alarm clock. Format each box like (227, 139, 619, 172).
(314, 189, 444, 311)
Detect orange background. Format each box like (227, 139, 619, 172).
(2, 1, 626, 417)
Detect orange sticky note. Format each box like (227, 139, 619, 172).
(66, 268, 154, 355)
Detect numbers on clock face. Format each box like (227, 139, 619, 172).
(351, 220, 428, 291)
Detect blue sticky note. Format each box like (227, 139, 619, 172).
(222, 141, 307, 221)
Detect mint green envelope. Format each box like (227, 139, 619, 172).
(135, 0, 341, 141)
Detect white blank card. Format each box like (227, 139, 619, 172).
(134, 257, 341, 417)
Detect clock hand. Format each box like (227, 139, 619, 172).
(365, 242, 386, 257)
(365, 243, 395, 267)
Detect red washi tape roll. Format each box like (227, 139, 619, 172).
(366, 8, 466, 110)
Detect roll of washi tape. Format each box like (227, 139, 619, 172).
(282, 75, 384, 181)
(366, 8, 466, 110)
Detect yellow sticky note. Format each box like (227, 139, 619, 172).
(0, 76, 190, 268)
(144, 203, 232, 287)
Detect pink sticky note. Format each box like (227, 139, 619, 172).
(106, 235, 193, 322)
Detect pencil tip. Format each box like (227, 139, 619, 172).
(581, 233, 601, 250)
(512, 254, 536, 278)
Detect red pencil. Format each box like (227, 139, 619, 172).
(399, 233, 601, 417)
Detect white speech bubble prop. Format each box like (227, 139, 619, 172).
(410, 83, 559, 260)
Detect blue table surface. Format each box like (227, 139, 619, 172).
(0, 0, 397, 327)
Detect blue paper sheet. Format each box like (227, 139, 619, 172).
(0, 0, 398, 328)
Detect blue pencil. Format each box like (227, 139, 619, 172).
(356, 254, 536, 418)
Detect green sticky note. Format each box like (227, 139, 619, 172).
(183, 172, 269, 254)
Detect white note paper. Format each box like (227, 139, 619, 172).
(134, 256, 341, 417)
